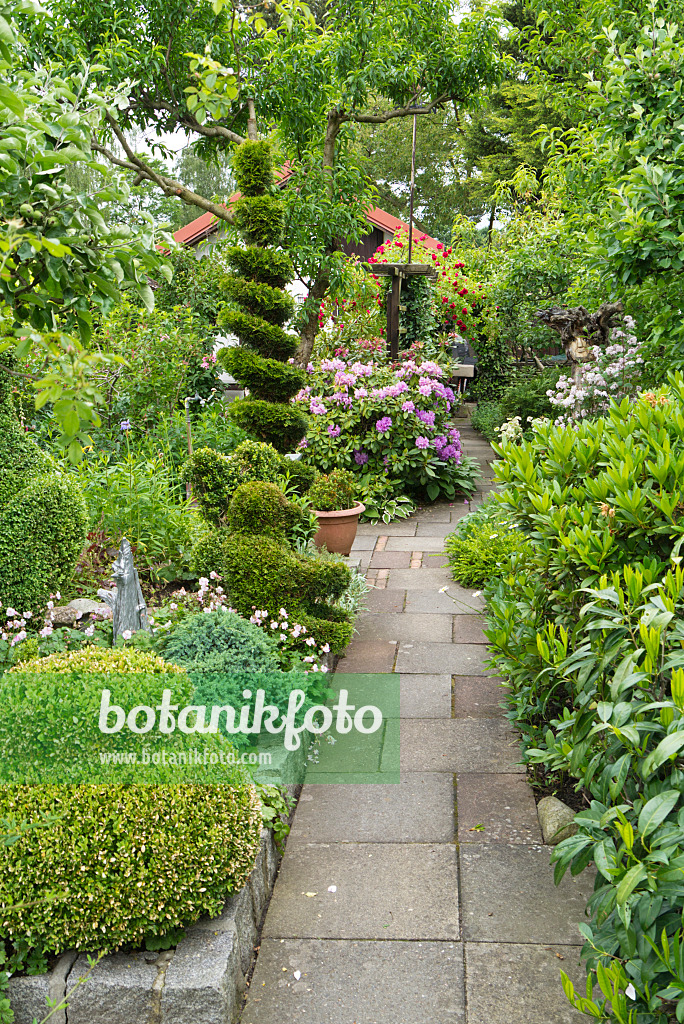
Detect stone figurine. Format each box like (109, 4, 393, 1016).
(98, 538, 149, 643)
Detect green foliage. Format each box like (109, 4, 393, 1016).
(228, 397, 308, 454)
(72, 450, 200, 583)
(225, 246, 293, 290)
(0, 783, 261, 954)
(470, 401, 505, 441)
(219, 308, 297, 361)
(228, 481, 301, 539)
(485, 378, 684, 1021)
(308, 468, 358, 512)
(220, 347, 305, 402)
(499, 368, 564, 424)
(94, 299, 220, 425)
(400, 276, 437, 348)
(0, 368, 88, 615)
(152, 243, 230, 328)
(190, 670, 310, 751)
(444, 498, 530, 587)
(191, 533, 353, 653)
(232, 195, 285, 247)
(159, 610, 280, 674)
(222, 276, 295, 326)
(231, 139, 275, 195)
(182, 440, 284, 526)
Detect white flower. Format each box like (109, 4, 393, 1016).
(305, 637, 317, 646)
(39, 626, 53, 638)
(121, 629, 133, 640)
(84, 624, 95, 637)
(5, 607, 17, 618)
(279, 608, 288, 618)
(198, 577, 209, 588)
(170, 603, 178, 611)
(320, 643, 330, 653)
(23, 611, 32, 619)
(320, 664, 329, 673)
(625, 984, 636, 1000)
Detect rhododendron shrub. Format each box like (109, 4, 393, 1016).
(296, 357, 479, 517)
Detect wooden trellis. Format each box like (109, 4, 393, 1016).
(362, 262, 437, 359)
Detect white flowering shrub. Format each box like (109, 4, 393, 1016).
(547, 319, 644, 422)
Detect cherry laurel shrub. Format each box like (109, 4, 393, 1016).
(296, 356, 479, 517)
(485, 379, 684, 1022)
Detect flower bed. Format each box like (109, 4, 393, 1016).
(296, 356, 479, 519)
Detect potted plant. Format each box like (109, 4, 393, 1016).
(308, 469, 365, 556)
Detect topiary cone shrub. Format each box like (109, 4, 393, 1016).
(0, 357, 88, 615)
(218, 140, 308, 453)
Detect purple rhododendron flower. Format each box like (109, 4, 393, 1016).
(310, 399, 326, 415)
(434, 435, 448, 449)
(376, 416, 392, 432)
(298, 439, 309, 449)
(402, 401, 415, 412)
(441, 445, 460, 461)
(306, 362, 315, 374)
(353, 449, 369, 465)
(327, 424, 341, 437)
(354, 387, 368, 399)
(416, 409, 436, 427)
(415, 436, 430, 449)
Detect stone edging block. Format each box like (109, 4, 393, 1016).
(9, 829, 279, 1024)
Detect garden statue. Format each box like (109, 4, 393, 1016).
(98, 538, 149, 643)
(534, 301, 624, 385)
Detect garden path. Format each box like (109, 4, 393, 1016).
(240, 420, 593, 1024)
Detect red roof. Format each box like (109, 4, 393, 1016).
(172, 167, 443, 252)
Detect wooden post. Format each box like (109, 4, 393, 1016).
(387, 269, 402, 359)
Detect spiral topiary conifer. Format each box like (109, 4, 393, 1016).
(218, 141, 308, 453)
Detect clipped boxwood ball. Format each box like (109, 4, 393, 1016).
(0, 784, 262, 954)
(233, 195, 285, 247)
(222, 276, 295, 326)
(228, 480, 300, 538)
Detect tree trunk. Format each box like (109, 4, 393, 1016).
(295, 270, 330, 366)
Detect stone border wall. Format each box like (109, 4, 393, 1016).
(9, 828, 279, 1024)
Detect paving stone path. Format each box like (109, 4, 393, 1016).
(241, 419, 592, 1024)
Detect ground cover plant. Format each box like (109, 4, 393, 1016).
(484, 378, 684, 1022)
(444, 496, 530, 588)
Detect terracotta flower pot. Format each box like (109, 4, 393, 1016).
(313, 502, 365, 556)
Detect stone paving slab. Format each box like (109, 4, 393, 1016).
(243, 939, 465, 1024)
(385, 536, 447, 551)
(369, 551, 412, 569)
(395, 641, 489, 675)
(452, 615, 487, 644)
(353, 612, 453, 644)
(460, 844, 595, 944)
(411, 505, 453, 522)
(453, 675, 507, 718)
(414, 521, 459, 537)
(289, 774, 455, 843)
(465, 943, 587, 1024)
(262, 842, 460, 940)
(350, 535, 377, 551)
(363, 589, 406, 614)
(385, 567, 453, 590)
(405, 586, 485, 614)
(336, 639, 397, 673)
(400, 674, 452, 718)
(357, 521, 417, 536)
(457, 773, 543, 844)
(384, 719, 524, 774)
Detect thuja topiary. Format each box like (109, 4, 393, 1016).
(0, 358, 88, 615)
(218, 140, 307, 453)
